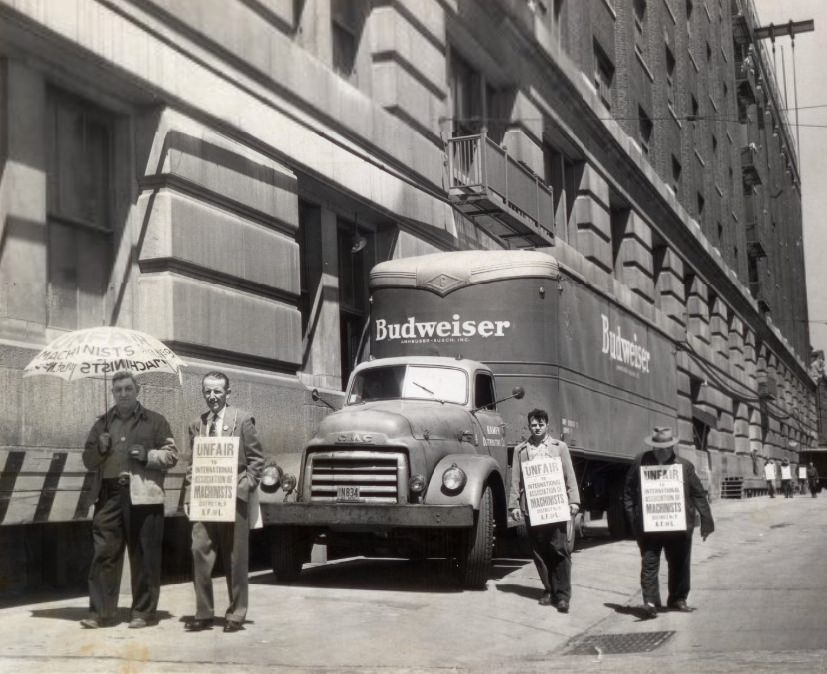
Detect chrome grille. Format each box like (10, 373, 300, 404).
(307, 450, 408, 504)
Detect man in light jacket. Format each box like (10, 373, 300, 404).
(81, 370, 178, 629)
(184, 371, 264, 633)
(508, 408, 580, 613)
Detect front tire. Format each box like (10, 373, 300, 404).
(454, 485, 494, 589)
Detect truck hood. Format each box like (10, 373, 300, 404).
(314, 400, 477, 444)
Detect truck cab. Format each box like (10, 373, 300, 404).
(261, 356, 523, 588)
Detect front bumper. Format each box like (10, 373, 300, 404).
(260, 503, 473, 528)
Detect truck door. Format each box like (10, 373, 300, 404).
(473, 371, 507, 472)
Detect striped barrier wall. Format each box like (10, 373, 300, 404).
(0, 448, 188, 525)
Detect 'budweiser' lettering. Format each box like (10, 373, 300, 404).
(601, 314, 651, 373)
(375, 315, 512, 341)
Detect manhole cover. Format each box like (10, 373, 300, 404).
(564, 631, 675, 655)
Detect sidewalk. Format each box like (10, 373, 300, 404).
(0, 493, 813, 673)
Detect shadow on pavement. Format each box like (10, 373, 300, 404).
(30, 606, 173, 625)
(250, 556, 531, 593)
(495, 583, 545, 601)
(604, 602, 660, 622)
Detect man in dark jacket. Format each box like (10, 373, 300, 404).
(807, 462, 820, 497)
(623, 426, 714, 619)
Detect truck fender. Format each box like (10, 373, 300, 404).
(425, 454, 503, 509)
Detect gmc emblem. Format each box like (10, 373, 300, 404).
(336, 432, 374, 444)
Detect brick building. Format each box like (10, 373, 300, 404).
(0, 0, 816, 590)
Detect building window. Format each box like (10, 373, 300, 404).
(634, 0, 647, 58)
(639, 107, 652, 155)
(594, 40, 614, 110)
(717, 220, 723, 244)
(686, 0, 693, 34)
(697, 192, 705, 219)
(671, 155, 682, 196)
(665, 44, 676, 110)
(448, 47, 498, 139)
(298, 200, 321, 339)
(610, 207, 629, 279)
(338, 219, 375, 387)
(46, 89, 114, 329)
(331, 0, 364, 81)
(712, 133, 718, 155)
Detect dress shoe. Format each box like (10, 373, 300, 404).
(128, 617, 150, 629)
(184, 618, 214, 632)
(556, 599, 570, 614)
(538, 592, 554, 606)
(80, 617, 116, 629)
(667, 599, 693, 612)
(641, 603, 659, 619)
(223, 620, 243, 633)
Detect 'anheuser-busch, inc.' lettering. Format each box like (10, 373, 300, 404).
(375, 315, 512, 341)
(601, 314, 651, 373)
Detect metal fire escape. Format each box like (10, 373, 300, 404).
(445, 131, 555, 248)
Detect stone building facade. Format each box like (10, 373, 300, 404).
(0, 0, 815, 590)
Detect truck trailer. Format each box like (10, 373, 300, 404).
(260, 249, 680, 585)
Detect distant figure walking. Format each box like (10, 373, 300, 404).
(807, 462, 820, 498)
(798, 464, 808, 495)
(763, 459, 776, 498)
(780, 459, 793, 499)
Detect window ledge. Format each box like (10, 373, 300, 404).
(668, 104, 682, 128)
(694, 149, 706, 167)
(636, 49, 655, 82)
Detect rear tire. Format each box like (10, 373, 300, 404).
(454, 485, 494, 589)
(270, 526, 310, 582)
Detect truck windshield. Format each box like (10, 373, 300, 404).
(348, 365, 468, 405)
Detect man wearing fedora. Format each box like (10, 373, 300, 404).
(623, 426, 714, 619)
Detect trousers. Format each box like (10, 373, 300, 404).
(88, 479, 164, 621)
(636, 531, 692, 606)
(191, 500, 250, 622)
(526, 519, 571, 601)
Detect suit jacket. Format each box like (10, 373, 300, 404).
(83, 404, 178, 506)
(186, 406, 265, 503)
(623, 448, 714, 538)
(508, 434, 580, 515)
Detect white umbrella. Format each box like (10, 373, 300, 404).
(24, 326, 186, 382)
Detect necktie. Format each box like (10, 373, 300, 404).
(209, 416, 217, 437)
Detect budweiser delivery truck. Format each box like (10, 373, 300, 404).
(260, 250, 677, 586)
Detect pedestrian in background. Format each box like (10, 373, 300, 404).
(184, 372, 265, 633)
(623, 427, 714, 619)
(509, 408, 580, 613)
(764, 459, 777, 498)
(807, 462, 820, 498)
(798, 464, 808, 495)
(81, 370, 178, 629)
(780, 458, 793, 499)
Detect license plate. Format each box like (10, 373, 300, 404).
(336, 485, 361, 502)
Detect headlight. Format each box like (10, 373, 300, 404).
(259, 465, 282, 493)
(408, 474, 426, 494)
(281, 473, 297, 495)
(442, 464, 466, 492)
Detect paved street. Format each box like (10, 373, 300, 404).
(1, 493, 826, 674)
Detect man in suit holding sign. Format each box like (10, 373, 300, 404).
(508, 408, 580, 613)
(623, 426, 714, 619)
(184, 372, 264, 633)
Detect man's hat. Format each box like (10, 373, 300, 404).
(644, 426, 678, 448)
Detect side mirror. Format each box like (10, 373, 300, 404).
(512, 386, 525, 400)
(311, 388, 337, 411)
